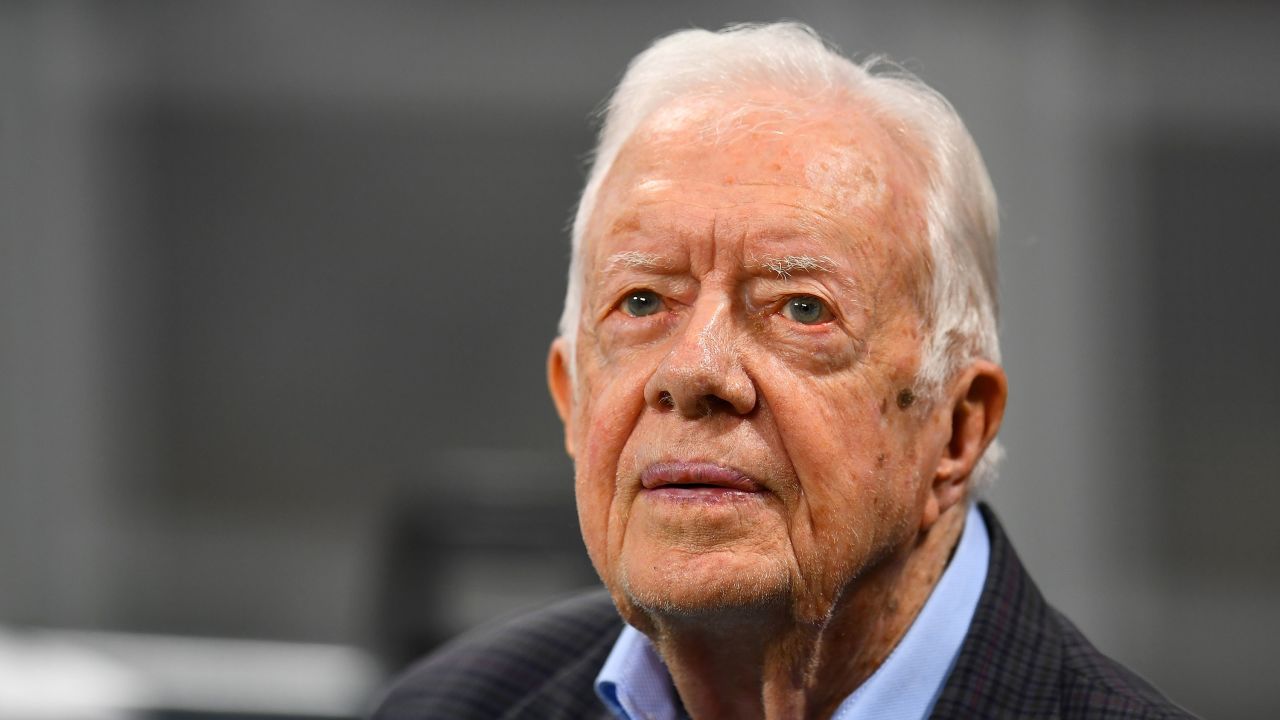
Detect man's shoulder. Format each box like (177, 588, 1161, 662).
(369, 588, 622, 720)
(931, 503, 1196, 720)
(1052, 608, 1197, 720)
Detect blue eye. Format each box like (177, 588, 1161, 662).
(783, 295, 829, 324)
(622, 290, 664, 317)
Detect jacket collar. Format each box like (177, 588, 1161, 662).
(929, 502, 1064, 719)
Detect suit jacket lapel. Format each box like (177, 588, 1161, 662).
(930, 503, 1064, 720)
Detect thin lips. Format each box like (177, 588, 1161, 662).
(639, 461, 763, 492)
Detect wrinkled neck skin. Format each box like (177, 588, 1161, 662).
(630, 503, 967, 720)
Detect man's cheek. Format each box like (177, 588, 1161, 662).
(571, 361, 650, 575)
(577, 394, 641, 472)
(575, 474, 612, 579)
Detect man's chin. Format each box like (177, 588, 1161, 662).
(615, 551, 792, 621)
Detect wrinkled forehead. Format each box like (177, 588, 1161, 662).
(587, 90, 932, 282)
(637, 92, 896, 188)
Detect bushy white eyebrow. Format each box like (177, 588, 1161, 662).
(606, 251, 671, 271)
(754, 254, 836, 279)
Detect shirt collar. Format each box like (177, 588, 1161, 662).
(595, 615, 680, 720)
(594, 503, 990, 720)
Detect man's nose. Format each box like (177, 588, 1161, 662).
(643, 298, 757, 418)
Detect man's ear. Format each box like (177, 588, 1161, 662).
(547, 338, 576, 457)
(924, 359, 1008, 529)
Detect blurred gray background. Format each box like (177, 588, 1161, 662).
(2, 2, 1278, 718)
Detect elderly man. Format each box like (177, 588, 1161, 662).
(373, 23, 1191, 720)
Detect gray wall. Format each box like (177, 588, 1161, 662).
(3, 2, 1278, 717)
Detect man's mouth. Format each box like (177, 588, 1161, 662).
(639, 461, 763, 494)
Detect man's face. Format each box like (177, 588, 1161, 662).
(551, 93, 951, 624)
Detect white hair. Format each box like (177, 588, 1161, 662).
(557, 22, 1003, 487)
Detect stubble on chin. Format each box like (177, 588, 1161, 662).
(614, 547, 798, 629)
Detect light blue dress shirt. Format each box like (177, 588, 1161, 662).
(595, 503, 990, 720)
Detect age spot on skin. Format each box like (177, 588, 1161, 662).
(896, 388, 915, 410)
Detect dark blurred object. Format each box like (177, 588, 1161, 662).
(373, 450, 598, 671)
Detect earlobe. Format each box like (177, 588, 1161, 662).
(547, 338, 576, 457)
(928, 360, 1008, 526)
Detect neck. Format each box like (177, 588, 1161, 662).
(641, 504, 968, 720)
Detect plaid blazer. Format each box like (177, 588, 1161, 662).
(370, 504, 1195, 719)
